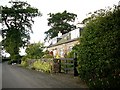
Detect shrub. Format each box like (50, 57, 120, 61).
(8, 60, 12, 64)
(77, 6, 120, 88)
(8, 59, 18, 64)
(25, 42, 44, 59)
(42, 54, 53, 58)
(21, 61, 28, 67)
(32, 60, 52, 73)
(66, 44, 80, 58)
(66, 51, 74, 58)
(21, 56, 28, 61)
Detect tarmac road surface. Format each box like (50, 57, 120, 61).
(2, 62, 87, 88)
(0, 63, 2, 89)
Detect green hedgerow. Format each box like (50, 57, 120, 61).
(77, 6, 120, 88)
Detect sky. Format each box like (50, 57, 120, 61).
(0, 0, 120, 55)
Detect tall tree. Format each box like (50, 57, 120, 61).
(1, 1, 41, 60)
(45, 10, 77, 41)
(25, 42, 44, 59)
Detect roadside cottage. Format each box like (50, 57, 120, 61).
(47, 28, 82, 58)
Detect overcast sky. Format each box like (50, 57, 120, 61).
(0, 0, 120, 55)
(0, 0, 119, 56)
(0, 0, 119, 43)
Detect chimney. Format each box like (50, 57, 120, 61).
(58, 31, 62, 37)
(57, 31, 62, 42)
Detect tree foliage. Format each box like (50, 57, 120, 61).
(77, 5, 120, 88)
(1, 1, 41, 60)
(45, 10, 77, 41)
(25, 42, 44, 59)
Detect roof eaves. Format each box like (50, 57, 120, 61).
(47, 38, 79, 48)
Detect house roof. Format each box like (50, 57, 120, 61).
(47, 28, 82, 48)
(47, 38, 79, 48)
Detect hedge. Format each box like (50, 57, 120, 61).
(77, 6, 120, 88)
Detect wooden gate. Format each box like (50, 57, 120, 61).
(53, 58, 78, 76)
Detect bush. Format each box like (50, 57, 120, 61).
(8, 59, 18, 64)
(66, 51, 74, 58)
(32, 60, 52, 73)
(77, 6, 120, 88)
(8, 60, 12, 64)
(21, 61, 28, 67)
(42, 54, 53, 58)
(2, 57, 11, 62)
(66, 44, 80, 58)
(21, 56, 28, 61)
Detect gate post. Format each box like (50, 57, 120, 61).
(53, 58, 61, 73)
(58, 59, 61, 73)
(74, 52, 78, 76)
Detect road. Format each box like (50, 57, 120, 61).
(0, 63, 2, 89)
(2, 62, 87, 88)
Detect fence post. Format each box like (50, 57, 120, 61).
(74, 53, 78, 76)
